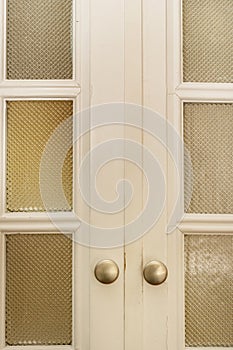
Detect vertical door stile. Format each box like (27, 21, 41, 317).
(89, 1, 125, 350)
(124, 0, 143, 349)
(75, 0, 91, 347)
(142, 0, 168, 349)
(0, 233, 5, 349)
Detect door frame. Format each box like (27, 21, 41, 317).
(167, 0, 233, 349)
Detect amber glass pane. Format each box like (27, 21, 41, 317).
(184, 103, 233, 214)
(185, 235, 233, 346)
(6, 100, 73, 212)
(5, 234, 72, 345)
(183, 0, 233, 82)
(7, 0, 73, 79)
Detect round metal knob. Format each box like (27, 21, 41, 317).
(94, 260, 119, 284)
(143, 260, 168, 285)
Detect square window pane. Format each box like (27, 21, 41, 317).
(185, 235, 233, 346)
(6, 100, 73, 212)
(184, 103, 233, 214)
(183, 0, 233, 82)
(5, 233, 72, 345)
(7, 0, 73, 79)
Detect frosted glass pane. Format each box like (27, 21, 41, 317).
(183, 0, 233, 82)
(185, 235, 233, 346)
(184, 103, 233, 214)
(6, 100, 73, 212)
(7, 0, 73, 79)
(5, 234, 72, 345)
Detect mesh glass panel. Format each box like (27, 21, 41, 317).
(5, 233, 72, 345)
(185, 235, 233, 347)
(6, 100, 73, 212)
(183, 0, 233, 83)
(7, 0, 73, 80)
(184, 103, 233, 214)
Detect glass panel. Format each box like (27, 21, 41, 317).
(7, 0, 73, 80)
(184, 103, 233, 214)
(6, 100, 73, 212)
(185, 235, 233, 347)
(5, 233, 72, 345)
(183, 0, 233, 83)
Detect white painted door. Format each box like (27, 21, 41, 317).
(1, 0, 233, 350)
(167, 0, 233, 349)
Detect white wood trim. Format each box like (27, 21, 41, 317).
(3, 347, 73, 350)
(124, 0, 143, 349)
(179, 215, 233, 232)
(0, 233, 6, 348)
(2, 231, 74, 237)
(0, 81, 80, 88)
(74, 0, 91, 348)
(142, 1, 168, 350)
(167, 0, 182, 93)
(88, 0, 125, 349)
(167, 95, 185, 350)
(167, 229, 185, 350)
(167, 94, 184, 224)
(0, 88, 80, 98)
(175, 87, 233, 102)
(177, 82, 233, 91)
(183, 213, 233, 222)
(73, 97, 80, 217)
(75, 244, 90, 350)
(73, 0, 78, 81)
(0, 218, 80, 232)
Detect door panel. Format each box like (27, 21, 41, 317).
(5, 233, 72, 346)
(185, 234, 233, 347)
(6, 100, 73, 212)
(184, 102, 233, 214)
(6, 0, 73, 80)
(89, 1, 125, 350)
(168, 0, 233, 348)
(183, 0, 233, 83)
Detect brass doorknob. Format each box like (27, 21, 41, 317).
(94, 260, 119, 284)
(143, 260, 168, 285)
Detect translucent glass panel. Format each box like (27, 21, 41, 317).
(185, 235, 233, 346)
(5, 233, 72, 345)
(6, 100, 73, 212)
(7, 0, 73, 80)
(184, 103, 233, 214)
(183, 0, 233, 83)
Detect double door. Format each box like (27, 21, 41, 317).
(0, 0, 232, 350)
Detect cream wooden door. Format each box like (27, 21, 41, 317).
(1, 0, 232, 350)
(167, 0, 233, 349)
(0, 0, 167, 349)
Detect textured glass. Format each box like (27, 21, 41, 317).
(6, 100, 73, 212)
(7, 0, 73, 79)
(183, 0, 233, 82)
(5, 234, 72, 345)
(185, 235, 233, 346)
(184, 103, 233, 214)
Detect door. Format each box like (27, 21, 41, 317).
(0, 0, 233, 350)
(167, 0, 233, 349)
